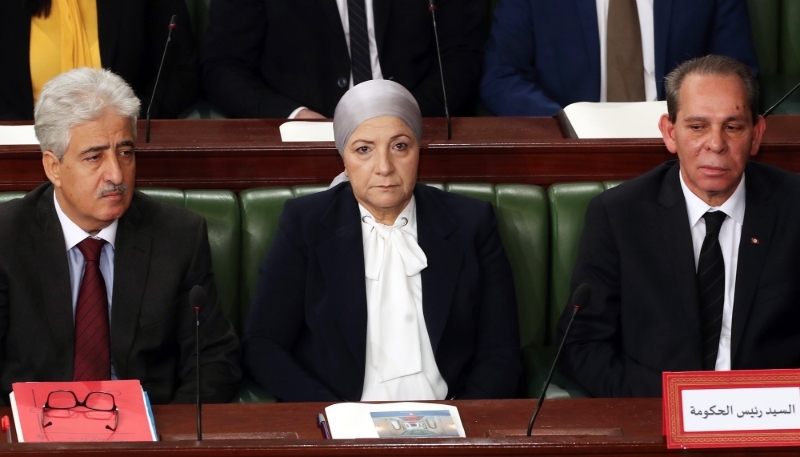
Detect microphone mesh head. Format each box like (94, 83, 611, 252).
(571, 283, 592, 309)
(189, 285, 206, 311)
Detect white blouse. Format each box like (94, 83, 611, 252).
(358, 196, 448, 401)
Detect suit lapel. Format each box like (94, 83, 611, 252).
(730, 167, 776, 362)
(316, 186, 368, 369)
(96, 0, 123, 68)
(109, 198, 151, 378)
(653, 0, 672, 98)
(657, 164, 702, 344)
(372, 0, 392, 55)
(34, 187, 76, 367)
(416, 186, 463, 354)
(575, 0, 601, 98)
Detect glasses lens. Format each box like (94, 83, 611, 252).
(47, 391, 77, 409)
(85, 392, 115, 411)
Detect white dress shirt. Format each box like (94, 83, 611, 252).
(679, 171, 746, 371)
(288, 0, 384, 119)
(54, 192, 118, 378)
(595, 0, 657, 102)
(359, 197, 448, 401)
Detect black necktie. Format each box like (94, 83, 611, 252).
(697, 211, 727, 370)
(347, 0, 372, 86)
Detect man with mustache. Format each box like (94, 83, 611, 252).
(557, 55, 800, 397)
(0, 68, 241, 404)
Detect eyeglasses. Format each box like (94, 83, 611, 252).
(42, 390, 118, 432)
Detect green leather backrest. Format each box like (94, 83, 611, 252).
(547, 183, 604, 344)
(749, 0, 781, 76)
(546, 181, 625, 344)
(443, 183, 549, 352)
(140, 188, 241, 333)
(0, 192, 25, 205)
(184, 0, 211, 43)
(238, 185, 328, 329)
(748, 0, 800, 113)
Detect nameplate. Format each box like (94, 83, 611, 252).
(662, 369, 800, 449)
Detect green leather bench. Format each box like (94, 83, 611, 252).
(6, 181, 652, 399)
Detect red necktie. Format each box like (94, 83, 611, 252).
(73, 238, 111, 381)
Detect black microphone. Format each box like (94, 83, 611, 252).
(189, 285, 205, 441)
(428, 0, 451, 140)
(763, 80, 800, 118)
(145, 14, 178, 143)
(526, 283, 591, 436)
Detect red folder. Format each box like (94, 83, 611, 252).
(10, 380, 156, 442)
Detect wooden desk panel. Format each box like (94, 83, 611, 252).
(1, 398, 797, 456)
(2, 117, 799, 192)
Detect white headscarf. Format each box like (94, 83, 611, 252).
(330, 80, 422, 187)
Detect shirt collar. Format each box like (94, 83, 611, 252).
(358, 195, 417, 234)
(53, 191, 118, 251)
(679, 168, 746, 228)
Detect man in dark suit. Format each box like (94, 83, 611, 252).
(481, 0, 759, 116)
(202, 0, 487, 118)
(557, 55, 800, 397)
(0, 0, 198, 120)
(0, 68, 240, 404)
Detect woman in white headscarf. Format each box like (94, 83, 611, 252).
(243, 80, 521, 402)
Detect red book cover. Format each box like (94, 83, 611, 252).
(10, 380, 156, 442)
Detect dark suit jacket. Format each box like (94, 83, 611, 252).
(0, 183, 241, 404)
(202, 0, 487, 118)
(557, 161, 800, 398)
(0, 0, 198, 120)
(242, 183, 521, 401)
(481, 0, 760, 116)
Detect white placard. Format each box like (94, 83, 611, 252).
(0, 125, 39, 145)
(681, 387, 800, 432)
(279, 121, 334, 142)
(559, 101, 667, 139)
(325, 402, 465, 439)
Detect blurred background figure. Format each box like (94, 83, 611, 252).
(0, 0, 199, 120)
(202, 0, 487, 119)
(480, 0, 760, 116)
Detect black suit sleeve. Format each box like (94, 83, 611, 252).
(171, 219, 242, 403)
(458, 202, 521, 399)
(242, 202, 340, 401)
(557, 196, 661, 398)
(202, 0, 303, 118)
(411, 0, 487, 116)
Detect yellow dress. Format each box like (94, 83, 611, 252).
(29, 0, 102, 104)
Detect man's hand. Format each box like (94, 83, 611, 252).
(295, 109, 326, 119)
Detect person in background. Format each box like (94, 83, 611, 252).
(557, 55, 800, 397)
(202, 0, 487, 119)
(481, 0, 759, 116)
(0, 0, 198, 120)
(0, 68, 240, 404)
(243, 80, 521, 401)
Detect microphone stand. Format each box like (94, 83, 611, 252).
(428, 0, 451, 140)
(526, 283, 591, 436)
(146, 15, 177, 143)
(195, 305, 202, 441)
(763, 80, 800, 118)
